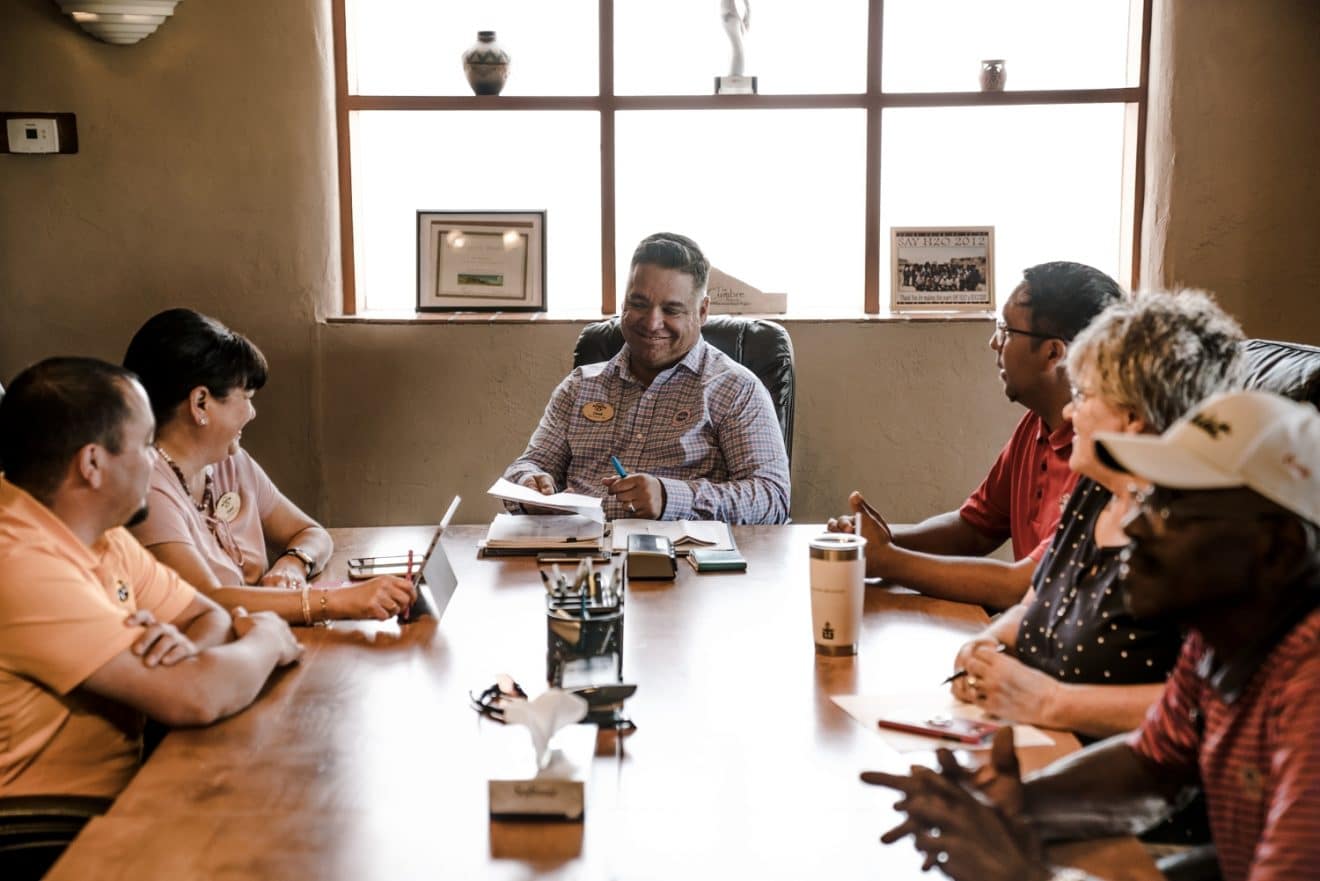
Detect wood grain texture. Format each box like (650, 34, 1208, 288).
(48, 525, 1159, 880)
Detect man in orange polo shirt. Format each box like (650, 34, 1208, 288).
(0, 357, 302, 799)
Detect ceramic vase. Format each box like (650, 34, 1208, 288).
(463, 31, 511, 96)
(979, 59, 1006, 92)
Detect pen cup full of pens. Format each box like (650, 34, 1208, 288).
(545, 563, 625, 688)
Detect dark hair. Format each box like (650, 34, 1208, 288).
(1020, 262, 1126, 343)
(630, 232, 710, 293)
(123, 309, 268, 426)
(0, 357, 138, 500)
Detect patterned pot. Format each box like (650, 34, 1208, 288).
(462, 31, 511, 96)
(979, 59, 1006, 92)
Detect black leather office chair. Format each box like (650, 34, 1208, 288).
(1241, 338, 1320, 406)
(572, 316, 796, 462)
(0, 795, 111, 881)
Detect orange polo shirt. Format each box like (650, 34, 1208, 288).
(0, 477, 196, 798)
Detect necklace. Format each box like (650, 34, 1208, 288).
(154, 445, 245, 571)
(154, 444, 213, 514)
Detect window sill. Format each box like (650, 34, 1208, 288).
(326, 310, 997, 326)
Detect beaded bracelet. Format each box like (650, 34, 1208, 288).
(300, 583, 312, 627)
(318, 591, 330, 624)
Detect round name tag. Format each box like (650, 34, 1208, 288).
(214, 491, 242, 523)
(582, 402, 615, 423)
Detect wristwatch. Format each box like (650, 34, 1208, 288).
(280, 547, 316, 578)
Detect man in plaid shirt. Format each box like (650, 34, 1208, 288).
(502, 232, 790, 525)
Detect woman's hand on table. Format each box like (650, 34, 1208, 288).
(962, 642, 1061, 727)
(950, 635, 1002, 703)
(259, 556, 309, 590)
(329, 576, 418, 621)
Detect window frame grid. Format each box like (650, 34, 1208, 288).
(333, 0, 1151, 317)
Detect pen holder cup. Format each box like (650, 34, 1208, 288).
(546, 599, 624, 688)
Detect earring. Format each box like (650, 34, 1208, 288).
(200, 417, 208, 426)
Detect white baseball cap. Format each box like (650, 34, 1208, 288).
(1095, 390, 1320, 527)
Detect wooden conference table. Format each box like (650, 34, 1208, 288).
(49, 525, 1160, 880)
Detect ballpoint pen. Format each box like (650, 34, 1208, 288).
(610, 455, 628, 478)
(940, 643, 1007, 685)
(398, 549, 415, 621)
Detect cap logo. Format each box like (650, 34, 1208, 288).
(1190, 412, 1231, 439)
(1282, 453, 1312, 481)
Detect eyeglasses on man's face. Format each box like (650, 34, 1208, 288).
(994, 318, 1061, 345)
(1069, 383, 1095, 406)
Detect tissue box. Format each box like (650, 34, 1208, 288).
(488, 723, 597, 820)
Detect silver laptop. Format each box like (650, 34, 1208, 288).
(403, 495, 461, 622)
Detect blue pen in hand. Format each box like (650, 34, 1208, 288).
(609, 455, 628, 478)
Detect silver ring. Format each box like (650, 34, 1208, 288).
(627, 503, 636, 513)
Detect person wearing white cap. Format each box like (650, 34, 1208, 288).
(861, 389, 1320, 881)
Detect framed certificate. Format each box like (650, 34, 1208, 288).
(416, 211, 546, 312)
(890, 226, 994, 313)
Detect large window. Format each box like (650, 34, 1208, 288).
(336, 1, 1148, 316)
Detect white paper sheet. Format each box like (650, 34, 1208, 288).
(832, 692, 1056, 752)
(488, 477, 605, 523)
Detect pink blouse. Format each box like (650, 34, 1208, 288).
(130, 448, 282, 585)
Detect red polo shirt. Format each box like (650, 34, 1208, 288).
(1130, 604, 1320, 881)
(959, 411, 1078, 561)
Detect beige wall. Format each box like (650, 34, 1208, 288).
(2, 0, 1316, 529)
(1142, 0, 1320, 342)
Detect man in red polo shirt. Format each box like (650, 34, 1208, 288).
(862, 390, 1320, 881)
(829, 261, 1124, 609)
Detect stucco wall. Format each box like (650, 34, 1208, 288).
(1142, 0, 1320, 342)
(2, 0, 1316, 531)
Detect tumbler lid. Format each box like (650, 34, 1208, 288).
(809, 532, 867, 561)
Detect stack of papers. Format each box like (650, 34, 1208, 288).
(488, 478, 604, 523)
(482, 513, 605, 555)
(610, 520, 734, 555)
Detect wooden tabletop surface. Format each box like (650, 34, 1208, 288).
(48, 524, 1159, 880)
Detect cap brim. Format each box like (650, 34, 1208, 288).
(1094, 431, 1243, 489)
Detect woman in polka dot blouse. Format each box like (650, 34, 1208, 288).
(950, 290, 1246, 740)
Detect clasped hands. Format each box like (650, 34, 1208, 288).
(861, 729, 1052, 881)
(520, 472, 664, 519)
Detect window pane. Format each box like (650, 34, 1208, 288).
(883, 1, 1136, 92)
(347, 0, 598, 96)
(880, 104, 1129, 307)
(615, 0, 868, 96)
(351, 111, 601, 314)
(616, 110, 866, 316)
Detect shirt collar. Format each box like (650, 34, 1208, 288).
(614, 338, 708, 385)
(1039, 415, 1074, 453)
(0, 476, 104, 568)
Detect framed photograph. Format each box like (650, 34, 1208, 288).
(417, 211, 546, 312)
(890, 226, 995, 313)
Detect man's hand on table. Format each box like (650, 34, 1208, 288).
(603, 473, 664, 519)
(124, 610, 199, 667)
(861, 728, 1050, 881)
(231, 607, 304, 666)
(826, 491, 895, 577)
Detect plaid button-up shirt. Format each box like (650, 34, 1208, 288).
(503, 340, 790, 524)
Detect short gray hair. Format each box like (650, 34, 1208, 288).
(1067, 289, 1246, 432)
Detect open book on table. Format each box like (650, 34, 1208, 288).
(610, 519, 734, 555)
(482, 513, 605, 555)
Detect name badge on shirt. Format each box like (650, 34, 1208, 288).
(582, 402, 615, 423)
(672, 407, 694, 427)
(116, 581, 130, 603)
(215, 491, 241, 523)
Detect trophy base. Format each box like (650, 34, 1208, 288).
(715, 75, 758, 95)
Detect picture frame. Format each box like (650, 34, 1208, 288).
(890, 226, 995, 313)
(417, 211, 546, 312)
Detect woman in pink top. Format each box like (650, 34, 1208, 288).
(125, 309, 415, 624)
